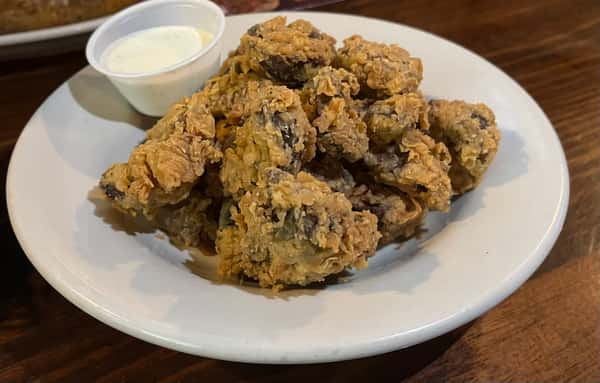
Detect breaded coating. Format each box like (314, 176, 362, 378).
(145, 92, 216, 141)
(366, 93, 429, 145)
(100, 98, 222, 217)
(364, 128, 452, 211)
(301, 67, 368, 162)
(216, 169, 380, 289)
(348, 184, 425, 245)
(306, 156, 357, 196)
(299, 66, 360, 120)
(199, 68, 269, 124)
(336, 35, 422, 98)
(219, 83, 316, 195)
(352, 98, 373, 121)
(153, 190, 220, 247)
(308, 158, 425, 244)
(428, 100, 501, 193)
(313, 97, 369, 162)
(238, 16, 336, 87)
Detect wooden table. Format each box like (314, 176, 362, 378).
(1, 0, 599, 381)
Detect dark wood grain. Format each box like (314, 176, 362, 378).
(1, 0, 599, 382)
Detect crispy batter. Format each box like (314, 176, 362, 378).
(100, 99, 222, 217)
(219, 83, 316, 195)
(238, 16, 336, 87)
(300, 66, 360, 120)
(308, 158, 425, 244)
(352, 98, 373, 121)
(313, 97, 369, 162)
(199, 69, 269, 124)
(145, 93, 216, 141)
(336, 35, 422, 98)
(367, 93, 429, 145)
(153, 190, 220, 247)
(348, 184, 425, 245)
(306, 156, 357, 196)
(301, 67, 368, 162)
(428, 100, 501, 193)
(364, 128, 452, 211)
(217, 169, 380, 289)
(100, 134, 222, 217)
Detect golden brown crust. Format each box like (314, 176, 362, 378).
(238, 16, 337, 87)
(366, 93, 430, 145)
(198, 69, 269, 124)
(364, 128, 452, 211)
(305, 156, 357, 196)
(100, 134, 222, 217)
(217, 169, 380, 289)
(307, 157, 425, 244)
(348, 184, 425, 245)
(428, 100, 501, 193)
(300, 67, 368, 162)
(99, 98, 222, 217)
(336, 35, 423, 98)
(219, 83, 316, 195)
(153, 190, 220, 247)
(313, 97, 369, 162)
(146, 93, 216, 141)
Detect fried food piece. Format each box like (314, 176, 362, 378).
(352, 98, 373, 121)
(307, 158, 425, 244)
(364, 128, 452, 211)
(305, 156, 357, 196)
(219, 83, 316, 195)
(238, 16, 336, 87)
(336, 35, 423, 98)
(301, 67, 369, 162)
(99, 98, 222, 217)
(198, 67, 269, 124)
(348, 184, 425, 245)
(313, 98, 369, 162)
(428, 100, 501, 193)
(151, 163, 223, 248)
(153, 190, 220, 247)
(366, 93, 429, 145)
(100, 135, 222, 217)
(145, 92, 216, 141)
(216, 169, 380, 289)
(299, 66, 360, 120)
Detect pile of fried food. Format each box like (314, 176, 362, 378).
(99, 17, 501, 290)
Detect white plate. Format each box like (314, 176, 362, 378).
(6, 12, 569, 364)
(0, 16, 106, 60)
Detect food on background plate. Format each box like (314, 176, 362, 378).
(0, 0, 139, 34)
(99, 16, 501, 290)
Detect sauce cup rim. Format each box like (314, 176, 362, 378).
(86, 0, 225, 80)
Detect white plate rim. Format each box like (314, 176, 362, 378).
(5, 11, 570, 364)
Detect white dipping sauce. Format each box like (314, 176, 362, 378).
(102, 25, 214, 74)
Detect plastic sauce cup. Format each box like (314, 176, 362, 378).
(86, 0, 225, 116)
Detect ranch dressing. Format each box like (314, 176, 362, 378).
(102, 25, 214, 74)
